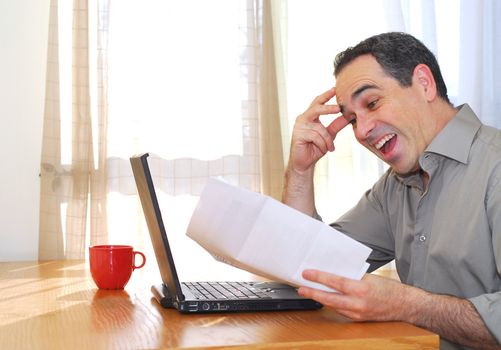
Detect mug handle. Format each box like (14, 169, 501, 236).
(132, 251, 146, 270)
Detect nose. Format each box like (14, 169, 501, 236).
(353, 113, 375, 141)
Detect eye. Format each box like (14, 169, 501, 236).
(367, 99, 378, 110)
(348, 117, 357, 126)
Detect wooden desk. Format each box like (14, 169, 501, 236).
(0, 261, 439, 349)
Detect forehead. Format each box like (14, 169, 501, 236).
(335, 55, 389, 104)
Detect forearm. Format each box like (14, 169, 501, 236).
(282, 163, 316, 217)
(402, 286, 500, 349)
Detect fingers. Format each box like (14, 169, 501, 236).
(298, 286, 354, 311)
(327, 115, 351, 136)
(288, 87, 348, 172)
(293, 87, 345, 153)
(299, 270, 404, 322)
(302, 269, 367, 297)
(301, 87, 340, 123)
(298, 270, 370, 320)
(293, 119, 335, 153)
(310, 86, 337, 107)
(298, 284, 366, 321)
(298, 87, 350, 139)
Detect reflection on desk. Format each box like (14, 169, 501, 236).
(0, 260, 439, 349)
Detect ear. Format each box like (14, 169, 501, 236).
(412, 64, 437, 102)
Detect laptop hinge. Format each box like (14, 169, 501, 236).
(151, 284, 185, 308)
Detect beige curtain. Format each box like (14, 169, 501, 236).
(39, 0, 109, 259)
(257, 0, 285, 200)
(38, 0, 286, 259)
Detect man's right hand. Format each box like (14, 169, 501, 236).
(282, 87, 350, 215)
(289, 87, 350, 173)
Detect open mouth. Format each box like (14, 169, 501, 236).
(374, 133, 396, 155)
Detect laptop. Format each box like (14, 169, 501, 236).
(130, 153, 322, 313)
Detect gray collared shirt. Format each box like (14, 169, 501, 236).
(331, 104, 501, 348)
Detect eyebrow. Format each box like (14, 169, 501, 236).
(339, 84, 380, 116)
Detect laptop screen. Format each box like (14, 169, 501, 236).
(130, 153, 185, 301)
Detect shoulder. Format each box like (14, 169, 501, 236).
(475, 124, 501, 151)
(469, 124, 501, 174)
(473, 125, 501, 194)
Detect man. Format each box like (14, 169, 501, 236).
(282, 32, 501, 349)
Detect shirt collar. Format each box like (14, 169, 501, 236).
(393, 104, 481, 189)
(424, 103, 482, 164)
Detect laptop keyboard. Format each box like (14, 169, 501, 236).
(183, 281, 273, 300)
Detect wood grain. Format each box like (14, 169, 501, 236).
(0, 261, 438, 349)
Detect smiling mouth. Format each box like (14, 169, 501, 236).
(374, 133, 396, 154)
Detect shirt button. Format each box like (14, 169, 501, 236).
(419, 235, 427, 242)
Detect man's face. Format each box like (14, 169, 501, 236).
(335, 54, 432, 176)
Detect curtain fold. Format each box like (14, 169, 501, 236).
(39, 0, 64, 259)
(89, 0, 110, 251)
(65, 0, 93, 258)
(456, 0, 501, 127)
(39, 0, 501, 260)
(39, 0, 283, 259)
(256, 0, 285, 200)
(39, 0, 109, 259)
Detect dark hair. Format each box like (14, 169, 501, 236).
(334, 32, 450, 104)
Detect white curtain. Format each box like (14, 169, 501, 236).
(39, 0, 286, 269)
(40, 0, 501, 265)
(399, 0, 501, 127)
(280, 0, 501, 223)
(39, 0, 110, 259)
(102, 0, 287, 273)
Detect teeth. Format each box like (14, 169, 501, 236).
(375, 134, 396, 150)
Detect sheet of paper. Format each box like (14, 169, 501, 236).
(186, 178, 372, 292)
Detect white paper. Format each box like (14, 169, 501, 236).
(186, 178, 372, 292)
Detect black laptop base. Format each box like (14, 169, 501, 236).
(131, 153, 323, 315)
(151, 283, 322, 313)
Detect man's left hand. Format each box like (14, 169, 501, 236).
(298, 269, 410, 321)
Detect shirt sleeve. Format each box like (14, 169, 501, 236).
(469, 293, 501, 343)
(331, 171, 396, 272)
(468, 169, 501, 344)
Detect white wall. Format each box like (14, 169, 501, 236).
(0, 1, 50, 261)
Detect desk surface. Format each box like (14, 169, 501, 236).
(0, 260, 439, 349)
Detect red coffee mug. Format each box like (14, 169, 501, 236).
(89, 245, 146, 289)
